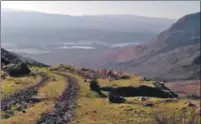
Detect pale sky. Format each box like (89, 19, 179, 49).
(1, 1, 200, 19)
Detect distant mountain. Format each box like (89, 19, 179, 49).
(105, 12, 200, 81)
(1, 8, 174, 44)
(1, 48, 48, 67)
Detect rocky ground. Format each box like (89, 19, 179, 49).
(1, 73, 49, 119)
(37, 73, 79, 124)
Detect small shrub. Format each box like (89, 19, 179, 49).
(120, 75, 130, 79)
(89, 80, 100, 92)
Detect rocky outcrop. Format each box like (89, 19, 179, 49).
(1, 48, 48, 76)
(3, 62, 31, 77)
(101, 85, 178, 98)
(1, 48, 48, 68)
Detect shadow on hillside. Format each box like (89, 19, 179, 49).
(101, 85, 178, 98)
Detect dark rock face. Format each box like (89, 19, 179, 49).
(1, 48, 48, 68)
(1, 58, 10, 66)
(109, 92, 126, 103)
(8, 63, 31, 77)
(193, 56, 200, 64)
(102, 85, 178, 98)
(1, 48, 47, 77)
(89, 80, 107, 98)
(90, 80, 101, 92)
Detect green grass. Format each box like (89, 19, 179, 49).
(0, 70, 6, 76)
(1, 75, 42, 99)
(37, 73, 68, 102)
(98, 76, 154, 88)
(2, 101, 55, 124)
(2, 66, 200, 124)
(1, 72, 67, 124)
(29, 66, 49, 73)
(67, 72, 200, 124)
(66, 72, 98, 98)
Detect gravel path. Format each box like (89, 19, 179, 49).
(37, 73, 79, 124)
(1, 73, 49, 118)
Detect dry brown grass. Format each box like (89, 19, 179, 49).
(153, 108, 200, 124)
(1, 72, 67, 124)
(1, 74, 42, 99)
(68, 72, 200, 124)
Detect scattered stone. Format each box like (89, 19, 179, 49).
(6, 110, 14, 116)
(1, 74, 48, 119)
(120, 75, 130, 79)
(52, 78, 57, 81)
(124, 107, 133, 111)
(84, 78, 91, 82)
(15, 81, 20, 84)
(139, 97, 147, 102)
(16, 106, 23, 111)
(196, 108, 200, 115)
(144, 103, 153, 107)
(2, 114, 10, 119)
(30, 96, 45, 103)
(185, 101, 196, 107)
(36, 73, 79, 124)
(109, 92, 126, 103)
(164, 99, 174, 103)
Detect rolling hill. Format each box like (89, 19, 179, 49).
(1, 8, 174, 45)
(1, 48, 48, 67)
(105, 12, 200, 81)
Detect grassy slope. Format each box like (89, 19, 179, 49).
(67, 72, 200, 124)
(98, 76, 154, 87)
(1, 74, 42, 99)
(1, 68, 67, 124)
(1, 66, 200, 124)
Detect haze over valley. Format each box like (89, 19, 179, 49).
(1, 8, 176, 67)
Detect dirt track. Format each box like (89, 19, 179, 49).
(37, 73, 79, 124)
(1, 73, 49, 118)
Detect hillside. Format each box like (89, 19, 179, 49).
(1, 8, 174, 33)
(1, 48, 48, 67)
(1, 47, 200, 124)
(1, 8, 174, 45)
(1, 64, 200, 124)
(105, 12, 200, 81)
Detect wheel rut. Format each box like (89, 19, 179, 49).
(37, 73, 79, 124)
(1, 73, 49, 119)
